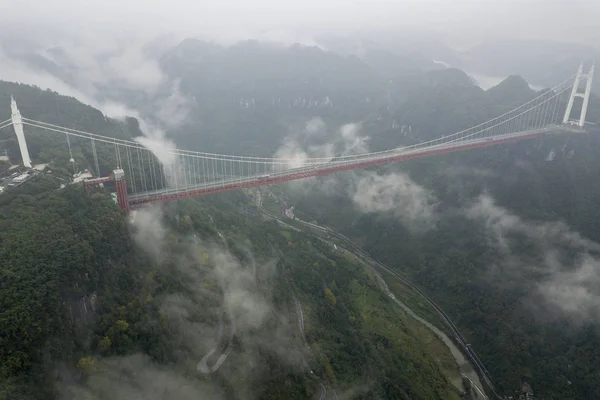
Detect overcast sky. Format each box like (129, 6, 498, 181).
(2, 0, 599, 47)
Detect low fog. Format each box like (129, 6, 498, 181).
(274, 118, 438, 232)
(467, 194, 600, 323)
(60, 206, 303, 399)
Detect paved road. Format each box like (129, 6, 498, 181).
(275, 211, 337, 398)
(293, 291, 307, 344)
(372, 268, 484, 395)
(318, 383, 327, 400)
(308, 219, 499, 398)
(196, 222, 236, 375)
(197, 318, 236, 374)
(292, 217, 496, 387)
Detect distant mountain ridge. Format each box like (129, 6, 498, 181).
(1, 36, 570, 158)
(452, 38, 600, 95)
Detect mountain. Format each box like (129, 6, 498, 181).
(455, 38, 600, 95)
(486, 75, 535, 105)
(0, 81, 143, 178)
(159, 39, 390, 155)
(315, 32, 460, 70)
(159, 39, 551, 157)
(313, 35, 439, 76)
(0, 84, 463, 399)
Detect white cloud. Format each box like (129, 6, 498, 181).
(466, 194, 600, 322)
(63, 354, 223, 400)
(305, 117, 326, 136)
(274, 118, 437, 230)
(153, 80, 193, 128)
(1, 39, 191, 175)
(274, 118, 335, 169)
(539, 256, 600, 320)
(110, 207, 303, 397)
(209, 246, 272, 332)
(274, 119, 368, 168)
(0, 49, 97, 107)
(339, 123, 369, 155)
(467, 194, 599, 254)
(350, 171, 438, 230)
(104, 49, 166, 94)
(131, 206, 167, 261)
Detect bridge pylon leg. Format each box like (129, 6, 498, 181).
(10, 97, 32, 168)
(579, 64, 594, 127)
(113, 169, 130, 214)
(563, 64, 595, 127)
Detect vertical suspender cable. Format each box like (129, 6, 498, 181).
(66, 133, 76, 175)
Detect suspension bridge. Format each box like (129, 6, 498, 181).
(0, 65, 595, 213)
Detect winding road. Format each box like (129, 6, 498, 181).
(196, 220, 237, 375)
(257, 193, 495, 399)
(301, 219, 494, 398)
(197, 315, 236, 374)
(373, 270, 485, 396)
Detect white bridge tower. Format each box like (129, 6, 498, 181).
(563, 64, 595, 127)
(10, 97, 32, 168)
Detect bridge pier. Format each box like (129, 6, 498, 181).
(113, 169, 130, 214)
(83, 169, 130, 214)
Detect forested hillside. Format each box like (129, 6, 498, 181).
(0, 178, 155, 399)
(0, 84, 464, 399)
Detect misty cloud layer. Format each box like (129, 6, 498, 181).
(276, 118, 437, 230)
(274, 118, 366, 168)
(467, 194, 600, 322)
(78, 206, 304, 399)
(64, 354, 223, 400)
(0, 35, 191, 159)
(350, 172, 438, 231)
